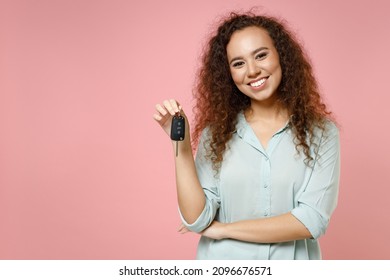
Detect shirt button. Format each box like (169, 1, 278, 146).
(264, 211, 269, 216)
(264, 184, 268, 188)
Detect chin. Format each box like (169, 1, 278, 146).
(250, 92, 275, 102)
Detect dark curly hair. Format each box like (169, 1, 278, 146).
(192, 11, 333, 170)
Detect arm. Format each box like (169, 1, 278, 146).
(200, 213, 311, 243)
(153, 99, 205, 223)
(174, 133, 206, 223)
(201, 122, 340, 243)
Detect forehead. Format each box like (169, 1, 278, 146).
(226, 26, 275, 57)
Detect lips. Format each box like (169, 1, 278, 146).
(249, 77, 268, 88)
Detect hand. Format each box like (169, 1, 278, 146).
(153, 99, 186, 137)
(200, 221, 226, 240)
(178, 223, 190, 234)
(177, 221, 226, 240)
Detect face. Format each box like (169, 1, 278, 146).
(226, 26, 282, 104)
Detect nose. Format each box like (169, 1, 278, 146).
(247, 60, 261, 77)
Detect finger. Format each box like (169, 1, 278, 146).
(163, 100, 176, 115)
(177, 223, 190, 234)
(169, 99, 180, 114)
(155, 103, 168, 116)
(179, 227, 190, 234)
(152, 113, 162, 121)
(177, 223, 185, 231)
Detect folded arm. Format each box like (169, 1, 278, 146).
(199, 122, 340, 243)
(201, 213, 312, 243)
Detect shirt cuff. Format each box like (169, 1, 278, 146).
(178, 204, 212, 233)
(291, 204, 327, 240)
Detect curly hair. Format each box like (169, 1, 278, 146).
(192, 11, 333, 170)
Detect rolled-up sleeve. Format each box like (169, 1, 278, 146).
(179, 129, 220, 233)
(291, 122, 340, 239)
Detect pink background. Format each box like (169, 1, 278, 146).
(1, 0, 389, 259)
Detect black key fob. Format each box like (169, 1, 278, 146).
(170, 113, 185, 141)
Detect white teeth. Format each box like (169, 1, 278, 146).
(250, 78, 266, 87)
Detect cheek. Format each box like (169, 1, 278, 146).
(230, 69, 244, 85)
(267, 60, 282, 82)
(265, 57, 280, 71)
(274, 66, 282, 84)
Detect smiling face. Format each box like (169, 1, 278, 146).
(226, 26, 282, 105)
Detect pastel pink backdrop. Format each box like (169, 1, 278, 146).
(1, 0, 389, 259)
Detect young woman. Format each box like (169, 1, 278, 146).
(153, 12, 340, 260)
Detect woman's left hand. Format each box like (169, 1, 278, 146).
(178, 221, 226, 240)
(201, 221, 225, 240)
(178, 223, 190, 234)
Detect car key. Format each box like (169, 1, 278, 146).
(170, 112, 185, 157)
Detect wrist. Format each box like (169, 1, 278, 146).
(172, 138, 192, 156)
(220, 222, 229, 239)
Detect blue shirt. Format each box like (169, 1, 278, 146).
(180, 112, 340, 259)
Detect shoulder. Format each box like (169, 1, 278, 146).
(312, 119, 340, 153)
(324, 119, 339, 138)
(198, 126, 212, 143)
(196, 127, 212, 156)
(313, 119, 339, 138)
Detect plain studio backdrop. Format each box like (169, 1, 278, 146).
(1, 0, 389, 259)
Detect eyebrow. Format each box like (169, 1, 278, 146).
(229, 47, 269, 64)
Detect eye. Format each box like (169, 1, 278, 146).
(255, 52, 268, 60)
(232, 61, 244, 68)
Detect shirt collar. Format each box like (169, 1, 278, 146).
(235, 111, 291, 139)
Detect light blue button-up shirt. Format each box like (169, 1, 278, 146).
(180, 112, 340, 259)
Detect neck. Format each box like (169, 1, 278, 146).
(245, 97, 288, 123)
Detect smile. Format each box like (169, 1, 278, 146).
(249, 77, 267, 88)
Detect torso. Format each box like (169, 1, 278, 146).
(246, 114, 289, 149)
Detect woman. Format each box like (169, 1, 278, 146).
(153, 12, 340, 259)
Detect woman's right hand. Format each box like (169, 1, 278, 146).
(153, 99, 185, 137)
